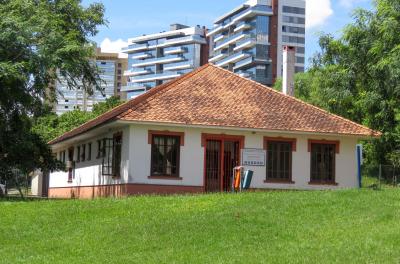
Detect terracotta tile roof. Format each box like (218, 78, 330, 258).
(49, 64, 381, 145)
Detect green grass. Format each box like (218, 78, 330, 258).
(1, 189, 400, 263)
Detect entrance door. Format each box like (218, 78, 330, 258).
(204, 136, 241, 192)
(223, 141, 240, 192)
(205, 140, 221, 192)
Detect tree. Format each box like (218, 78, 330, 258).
(92, 96, 123, 116)
(0, 0, 105, 186)
(277, 0, 400, 165)
(32, 96, 123, 143)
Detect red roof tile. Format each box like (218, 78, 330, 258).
(49, 64, 381, 145)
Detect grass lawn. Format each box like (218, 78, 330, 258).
(1, 189, 400, 264)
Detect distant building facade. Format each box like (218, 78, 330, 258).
(54, 48, 128, 115)
(122, 24, 208, 99)
(207, 0, 305, 86)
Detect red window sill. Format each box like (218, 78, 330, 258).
(264, 179, 295, 184)
(308, 181, 338, 186)
(148, 176, 182, 180)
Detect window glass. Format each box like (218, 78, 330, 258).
(266, 141, 292, 181)
(151, 135, 180, 177)
(310, 144, 336, 182)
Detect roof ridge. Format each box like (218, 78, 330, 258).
(49, 64, 212, 145)
(209, 64, 380, 136)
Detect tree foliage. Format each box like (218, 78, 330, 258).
(0, 0, 105, 178)
(276, 0, 400, 164)
(32, 96, 123, 143)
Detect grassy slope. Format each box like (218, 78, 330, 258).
(1, 190, 400, 264)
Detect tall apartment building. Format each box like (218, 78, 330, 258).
(207, 0, 305, 86)
(54, 48, 128, 115)
(122, 24, 208, 99)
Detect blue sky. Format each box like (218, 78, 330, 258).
(82, 0, 372, 68)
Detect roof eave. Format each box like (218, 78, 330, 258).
(115, 120, 381, 139)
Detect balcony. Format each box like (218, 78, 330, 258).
(156, 35, 207, 48)
(235, 70, 273, 85)
(131, 53, 152, 60)
(233, 55, 272, 71)
(209, 50, 228, 63)
(130, 71, 182, 83)
(132, 55, 184, 67)
(124, 69, 152, 77)
(215, 51, 252, 67)
(214, 32, 248, 51)
(213, 33, 227, 42)
(207, 25, 224, 37)
(127, 89, 148, 99)
(164, 60, 194, 71)
(122, 43, 149, 53)
(121, 83, 152, 92)
(234, 37, 257, 51)
(233, 57, 254, 70)
(231, 6, 273, 23)
(164, 46, 188, 55)
(234, 21, 253, 33)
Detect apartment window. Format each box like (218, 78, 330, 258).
(265, 138, 296, 183)
(87, 143, 92, 161)
(65, 100, 69, 103)
(81, 144, 86, 162)
(295, 66, 305, 73)
(149, 131, 184, 178)
(296, 56, 305, 64)
(118, 63, 122, 67)
(297, 47, 305, 54)
(309, 141, 339, 184)
(283, 16, 305, 25)
(117, 82, 121, 87)
(282, 35, 305, 44)
(117, 69, 122, 74)
(65, 106, 68, 109)
(283, 6, 305, 15)
(282, 25, 305, 34)
(117, 76, 121, 80)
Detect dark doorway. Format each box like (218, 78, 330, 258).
(223, 141, 240, 192)
(204, 136, 242, 192)
(205, 140, 221, 192)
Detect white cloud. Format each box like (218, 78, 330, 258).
(99, 38, 128, 58)
(339, 0, 368, 9)
(306, 0, 334, 29)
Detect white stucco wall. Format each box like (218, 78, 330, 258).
(49, 126, 130, 188)
(127, 124, 359, 190)
(49, 123, 360, 191)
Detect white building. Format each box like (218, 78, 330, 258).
(47, 64, 379, 199)
(207, 0, 305, 86)
(54, 49, 127, 115)
(122, 24, 208, 100)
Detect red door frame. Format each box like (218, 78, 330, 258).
(201, 134, 245, 192)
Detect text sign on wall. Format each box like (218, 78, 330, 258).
(241, 149, 266, 167)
